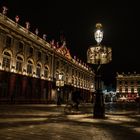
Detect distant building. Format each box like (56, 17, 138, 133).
(116, 72, 140, 100)
(0, 11, 95, 103)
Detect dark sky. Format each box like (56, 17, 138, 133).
(0, 0, 139, 87)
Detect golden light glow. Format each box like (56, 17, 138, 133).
(95, 23, 102, 28)
(94, 23, 103, 44)
(87, 45, 112, 64)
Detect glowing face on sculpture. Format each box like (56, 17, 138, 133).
(58, 74, 63, 80)
(94, 29, 103, 44)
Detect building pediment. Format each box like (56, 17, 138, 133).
(56, 45, 72, 60)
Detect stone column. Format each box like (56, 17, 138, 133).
(8, 73, 16, 103)
(21, 76, 27, 99)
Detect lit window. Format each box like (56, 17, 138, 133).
(36, 64, 41, 78)
(2, 51, 11, 69)
(27, 60, 33, 74)
(44, 66, 48, 78)
(16, 56, 23, 72)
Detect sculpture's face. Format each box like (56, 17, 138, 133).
(94, 29, 103, 44)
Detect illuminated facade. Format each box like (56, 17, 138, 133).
(116, 72, 140, 100)
(0, 12, 95, 103)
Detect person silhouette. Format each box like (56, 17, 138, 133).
(71, 91, 82, 110)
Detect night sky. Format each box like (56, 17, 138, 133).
(0, 0, 139, 87)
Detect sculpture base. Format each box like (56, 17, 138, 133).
(93, 91, 105, 118)
(93, 104, 105, 118)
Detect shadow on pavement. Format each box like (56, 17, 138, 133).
(0, 104, 140, 140)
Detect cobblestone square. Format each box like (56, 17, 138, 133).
(0, 104, 140, 140)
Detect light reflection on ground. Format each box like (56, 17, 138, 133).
(0, 103, 139, 140)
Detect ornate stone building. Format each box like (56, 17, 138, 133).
(116, 72, 140, 100)
(0, 12, 95, 103)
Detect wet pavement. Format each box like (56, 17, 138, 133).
(0, 103, 140, 140)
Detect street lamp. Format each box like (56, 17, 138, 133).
(87, 23, 112, 118)
(56, 73, 64, 105)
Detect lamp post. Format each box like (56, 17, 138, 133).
(56, 73, 64, 105)
(87, 23, 112, 118)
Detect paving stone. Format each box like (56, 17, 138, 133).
(0, 104, 140, 140)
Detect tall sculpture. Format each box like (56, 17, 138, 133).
(87, 23, 112, 118)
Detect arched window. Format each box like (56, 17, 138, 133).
(27, 60, 33, 74)
(16, 56, 23, 72)
(36, 63, 41, 78)
(2, 51, 11, 70)
(44, 66, 49, 78)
